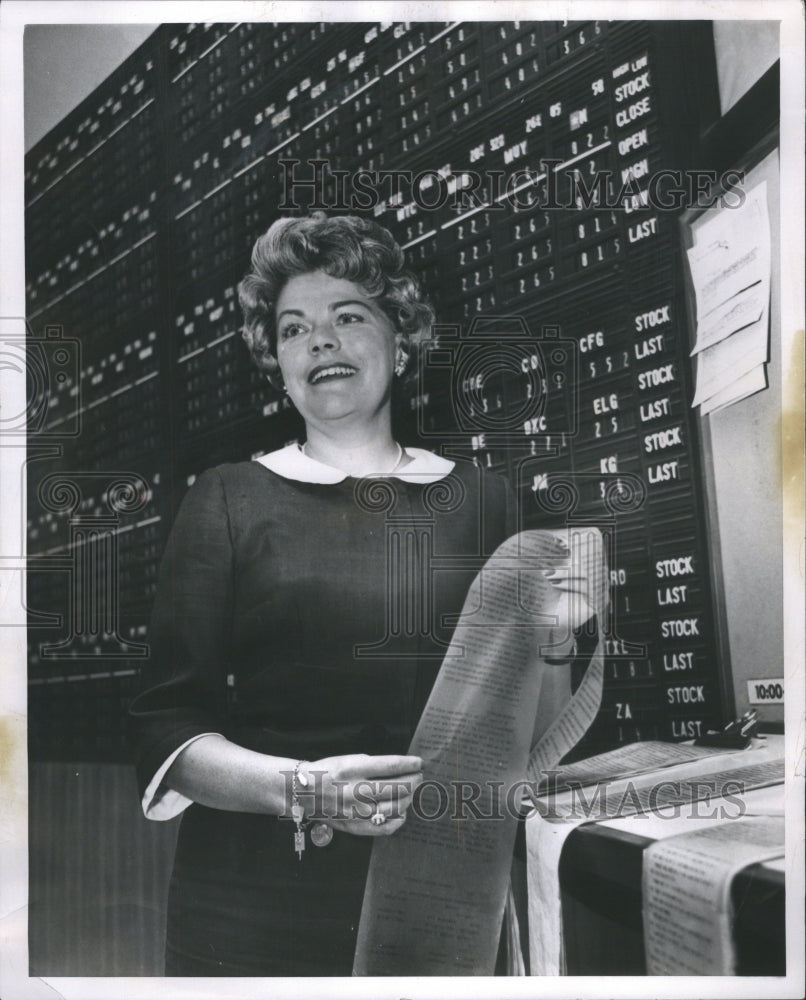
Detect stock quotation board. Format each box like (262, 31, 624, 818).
(25, 20, 728, 761)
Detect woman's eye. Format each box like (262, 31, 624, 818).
(336, 311, 365, 324)
(279, 323, 304, 340)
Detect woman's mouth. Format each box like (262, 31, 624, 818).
(308, 364, 358, 385)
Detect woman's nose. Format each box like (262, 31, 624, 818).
(308, 319, 340, 353)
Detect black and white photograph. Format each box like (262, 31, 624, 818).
(0, 1, 803, 997)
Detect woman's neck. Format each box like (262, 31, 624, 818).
(301, 425, 407, 477)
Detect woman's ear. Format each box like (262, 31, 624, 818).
(393, 337, 410, 378)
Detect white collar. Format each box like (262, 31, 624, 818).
(255, 443, 455, 484)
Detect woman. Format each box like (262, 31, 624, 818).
(130, 212, 578, 976)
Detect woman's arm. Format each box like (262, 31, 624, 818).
(164, 734, 298, 814)
(166, 734, 424, 837)
(129, 469, 236, 803)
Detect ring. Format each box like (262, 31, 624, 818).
(370, 810, 387, 826)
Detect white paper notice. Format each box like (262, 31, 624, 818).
(686, 181, 771, 412)
(642, 814, 784, 974)
(690, 280, 766, 355)
(698, 364, 768, 416)
(353, 527, 605, 976)
(687, 182, 770, 322)
(690, 316, 769, 407)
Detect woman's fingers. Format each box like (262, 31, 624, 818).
(316, 753, 422, 782)
(539, 574, 596, 631)
(307, 756, 423, 785)
(372, 772, 423, 802)
(544, 581, 588, 594)
(348, 770, 422, 817)
(353, 791, 410, 830)
(351, 774, 420, 813)
(328, 813, 407, 837)
(334, 757, 424, 807)
(324, 764, 414, 837)
(358, 754, 424, 779)
(542, 566, 593, 618)
(303, 754, 424, 831)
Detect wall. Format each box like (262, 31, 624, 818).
(692, 150, 783, 723)
(23, 24, 157, 151)
(712, 20, 779, 115)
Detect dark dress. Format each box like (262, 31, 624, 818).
(130, 455, 515, 976)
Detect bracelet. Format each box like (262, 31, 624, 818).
(291, 760, 309, 860)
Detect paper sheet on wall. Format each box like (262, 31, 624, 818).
(697, 364, 768, 415)
(353, 527, 606, 976)
(690, 314, 769, 406)
(690, 280, 767, 355)
(686, 181, 771, 411)
(642, 814, 784, 974)
(687, 182, 770, 323)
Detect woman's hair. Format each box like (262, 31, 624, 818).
(237, 212, 435, 388)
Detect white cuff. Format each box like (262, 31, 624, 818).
(141, 732, 224, 820)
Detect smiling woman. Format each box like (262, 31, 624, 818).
(128, 212, 581, 976)
(274, 272, 400, 445)
(237, 212, 433, 475)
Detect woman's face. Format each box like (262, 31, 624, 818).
(275, 271, 400, 429)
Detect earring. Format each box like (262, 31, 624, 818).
(394, 349, 408, 377)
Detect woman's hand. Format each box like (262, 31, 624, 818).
(298, 753, 424, 837)
(540, 536, 596, 658)
(542, 562, 595, 631)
